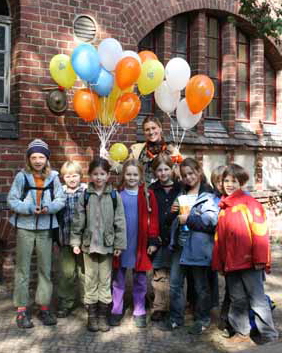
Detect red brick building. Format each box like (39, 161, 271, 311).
(1, 0, 282, 285)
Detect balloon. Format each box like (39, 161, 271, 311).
(137, 60, 164, 95)
(71, 44, 101, 82)
(109, 143, 128, 162)
(90, 68, 114, 96)
(49, 54, 77, 89)
(138, 50, 158, 63)
(114, 93, 141, 124)
(185, 75, 215, 114)
(120, 50, 141, 64)
(73, 88, 100, 122)
(165, 58, 191, 91)
(176, 98, 202, 130)
(115, 57, 141, 90)
(98, 38, 123, 71)
(154, 81, 180, 113)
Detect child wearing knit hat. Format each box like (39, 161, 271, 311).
(7, 139, 66, 329)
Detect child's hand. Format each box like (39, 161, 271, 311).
(73, 246, 81, 255)
(114, 249, 122, 257)
(171, 202, 179, 213)
(34, 206, 41, 215)
(178, 214, 188, 224)
(147, 246, 157, 255)
(40, 206, 48, 214)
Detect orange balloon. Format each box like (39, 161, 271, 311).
(115, 57, 141, 90)
(73, 88, 100, 122)
(114, 93, 141, 124)
(138, 50, 158, 63)
(185, 75, 214, 114)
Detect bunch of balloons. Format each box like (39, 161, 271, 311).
(49, 37, 214, 153)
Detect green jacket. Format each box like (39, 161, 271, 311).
(70, 183, 126, 254)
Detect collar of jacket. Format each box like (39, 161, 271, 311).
(22, 169, 58, 186)
(87, 182, 113, 194)
(219, 189, 245, 209)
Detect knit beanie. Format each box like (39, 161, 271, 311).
(26, 139, 50, 159)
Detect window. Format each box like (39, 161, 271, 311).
(0, 20, 10, 112)
(264, 58, 276, 123)
(172, 14, 190, 61)
(206, 17, 221, 119)
(236, 30, 250, 120)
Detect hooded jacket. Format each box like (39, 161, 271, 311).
(212, 190, 270, 273)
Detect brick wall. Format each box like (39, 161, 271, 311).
(1, 0, 282, 290)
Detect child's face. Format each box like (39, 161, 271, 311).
(155, 163, 173, 185)
(29, 153, 47, 173)
(223, 174, 241, 196)
(215, 177, 223, 193)
(90, 166, 109, 189)
(63, 172, 81, 190)
(181, 166, 201, 189)
(124, 166, 140, 189)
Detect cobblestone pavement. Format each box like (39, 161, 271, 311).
(0, 245, 282, 353)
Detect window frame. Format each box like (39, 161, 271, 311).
(206, 16, 222, 120)
(236, 30, 250, 121)
(263, 57, 276, 124)
(0, 15, 11, 113)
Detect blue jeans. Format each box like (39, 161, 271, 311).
(226, 269, 278, 340)
(169, 248, 185, 325)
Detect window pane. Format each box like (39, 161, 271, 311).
(266, 86, 275, 103)
(208, 18, 218, 37)
(139, 34, 153, 49)
(176, 16, 187, 32)
(209, 38, 218, 58)
(238, 32, 247, 44)
(0, 26, 5, 51)
(238, 63, 247, 81)
(237, 83, 247, 101)
(0, 78, 4, 103)
(0, 53, 4, 76)
(176, 32, 187, 52)
(239, 44, 247, 62)
(238, 102, 247, 119)
(209, 59, 218, 77)
(207, 99, 218, 118)
(212, 79, 219, 97)
(265, 105, 275, 122)
(140, 94, 153, 113)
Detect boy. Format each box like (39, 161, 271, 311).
(56, 161, 86, 318)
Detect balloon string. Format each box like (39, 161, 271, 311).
(178, 129, 186, 151)
(167, 113, 176, 145)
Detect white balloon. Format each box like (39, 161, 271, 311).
(165, 57, 191, 91)
(176, 98, 202, 130)
(98, 38, 123, 71)
(154, 81, 180, 113)
(120, 50, 141, 64)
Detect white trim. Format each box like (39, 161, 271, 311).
(0, 20, 10, 111)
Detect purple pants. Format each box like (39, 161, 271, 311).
(111, 267, 147, 316)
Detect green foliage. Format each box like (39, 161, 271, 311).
(238, 0, 282, 43)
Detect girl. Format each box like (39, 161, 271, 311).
(70, 157, 126, 333)
(110, 159, 159, 328)
(149, 153, 181, 322)
(161, 158, 218, 332)
(7, 139, 65, 329)
(212, 164, 278, 347)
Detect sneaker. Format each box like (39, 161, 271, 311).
(133, 314, 147, 328)
(151, 310, 167, 322)
(109, 314, 123, 326)
(38, 310, 57, 326)
(224, 333, 256, 349)
(187, 321, 209, 335)
(157, 319, 181, 331)
(16, 311, 34, 329)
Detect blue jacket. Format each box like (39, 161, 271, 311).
(179, 192, 219, 266)
(7, 169, 66, 230)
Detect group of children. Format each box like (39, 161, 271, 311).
(7, 138, 278, 347)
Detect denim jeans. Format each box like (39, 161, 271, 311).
(169, 248, 185, 325)
(226, 269, 278, 340)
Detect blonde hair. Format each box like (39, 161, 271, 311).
(210, 165, 226, 189)
(120, 159, 144, 189)
(61, 161, 83, 177)
(25, 156, 51, 179)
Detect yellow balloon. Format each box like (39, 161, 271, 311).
(49, 54, 77, 89)
(137, 59, 164, 95)
(109, 143, 128, 162)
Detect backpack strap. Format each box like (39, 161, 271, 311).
(110, 189, 117, 213)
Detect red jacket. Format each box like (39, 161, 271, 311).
(212, 190, 270, 273)
(113, 184, 159, 272)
